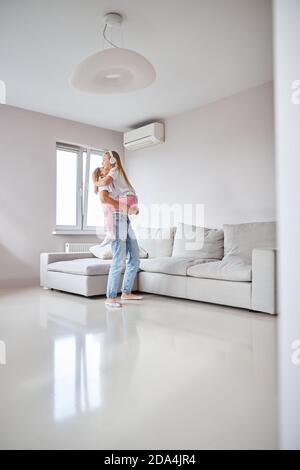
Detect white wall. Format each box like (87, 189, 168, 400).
(126, 83, 276, 228)
(0, 105, 123, 287)
(274, 0, 300, 450)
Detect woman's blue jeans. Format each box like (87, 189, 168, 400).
(106, 212, 140, 298)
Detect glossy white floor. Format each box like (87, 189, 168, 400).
(0, 287, 278, 450)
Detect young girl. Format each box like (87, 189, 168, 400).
(92, 150, 139, 247)
(92, 165, 115, 246)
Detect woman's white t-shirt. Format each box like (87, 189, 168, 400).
(108, 168, 136, 199)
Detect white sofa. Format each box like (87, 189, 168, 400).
(40, 222, 277, 314)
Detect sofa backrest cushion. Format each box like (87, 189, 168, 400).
(223, 221, 276, 262)
(136, 227, 176, 258)
(172, 223, 224, 259)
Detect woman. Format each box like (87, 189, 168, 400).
(92, 158, 139, 247)
(98, 150, 142, 308)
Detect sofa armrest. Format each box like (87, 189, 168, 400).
(251, 248, 277, 314)
(40, 252, 95, 287)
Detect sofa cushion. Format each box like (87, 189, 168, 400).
(136, 227, 176, 258)
(48, 258, 122, 276)
(223, 221, 276, 262)
(187, 256, 252, 282)
(172, 223, 224, 259)
(89, 244, 148, 259)
(140, 256, 215, 276)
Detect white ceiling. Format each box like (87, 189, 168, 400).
(0, 0, 273, 132)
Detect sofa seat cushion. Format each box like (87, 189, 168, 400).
(48, 258, 122, 276)
(139, 256, 215, 276)
(187, 256, 252, 282)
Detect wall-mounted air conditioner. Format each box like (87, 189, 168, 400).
(123, 122, 165, 151)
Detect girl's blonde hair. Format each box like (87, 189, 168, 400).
(92, 166, 102, 184)
(104, 150, 134, 190)
(91, 167, 102, 194)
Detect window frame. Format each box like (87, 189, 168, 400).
(55, 142, 104, 233)
(82, 147, 104, 231)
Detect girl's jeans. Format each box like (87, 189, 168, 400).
(106, 212, 140, 298)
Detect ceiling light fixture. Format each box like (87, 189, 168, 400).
(70, 12, 156, 94)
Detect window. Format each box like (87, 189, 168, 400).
(56, 143, 104, 232)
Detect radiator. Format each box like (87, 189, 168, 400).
(65, 242, 95, 253)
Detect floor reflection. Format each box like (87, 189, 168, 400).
(39, 292, 140, 422)
(54, 336, 77, 420)
(54, 334, 103, 421)
(0, 288, 279, 449)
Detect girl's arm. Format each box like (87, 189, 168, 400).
(100, 191, 129, 213)
(97, 175, 113, 187)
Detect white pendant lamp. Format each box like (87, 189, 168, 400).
(70, 12, 156, 94)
